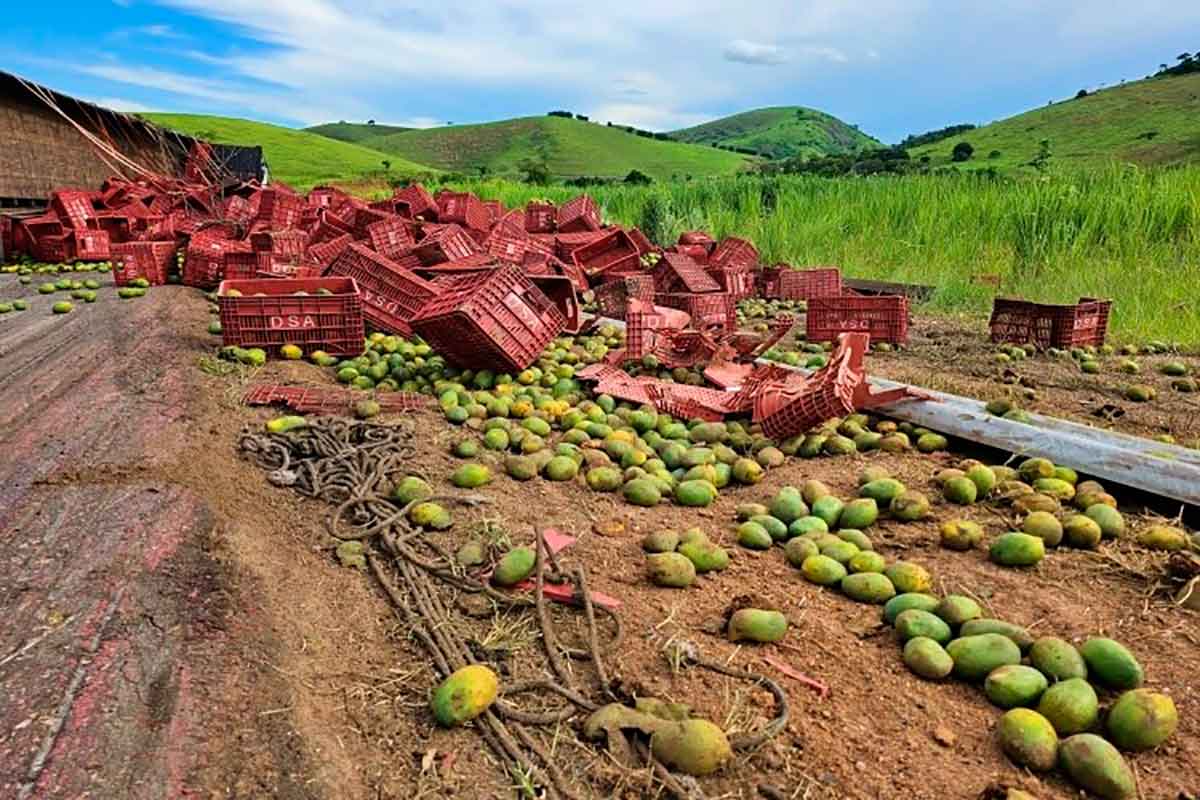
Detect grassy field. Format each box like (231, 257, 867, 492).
(912, 73, 1200, 172)
(439, 169, 1200, 344)
(144, 114, 434, 189)
(305, 122, 412, 144)
(308, 115, 751, 180)
(670, 106, 881, 160)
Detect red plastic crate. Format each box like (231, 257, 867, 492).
(484, 221, 530, 264)
(0, 215, 12, 261)
(657, 292, 736, 332)
(352, 207, 390, 240)
(673, 243, 710, 264)
(709, 237, 758, 271)
(525, 202, 556, 233)
(67, 229, 110, 262)
(678, 230, 715, 247)
(250, 229, 308, 260)
(766, 266, 843, 300)
(989, 297, 1111, 348)
(806, 294, 909, 344)
(712, 269, 756, 300)
(413, 224, 479, 265)
(327, 243, 441, 336)
(218, 276, 365, 356)
(530, 274, 582, 334)
(655, 252, 721, 294)
(416, 253, 498, 274)
(24, 214, 64, 241)
(365, 217, 416, 260)
(557, 195, 601, 233)
(594, 275, 655, 319)
(437, 192, 490, 231)
(627, 227, 656, 255)
(411, 265, 566, 372)
(309, 209, 353, 244)
(33, 234, 69, 263)
(111, 241, 175, 285)
(554, 231, 606, 261)
(255, 189, 305, 229)
(223, 250, 274, 281)
(393, 184, 438, 220)
(184, 238, 252, 289)
(51, 190, 97, 229)
(482, 200, 503, 226)
(569, 229, 639, 278)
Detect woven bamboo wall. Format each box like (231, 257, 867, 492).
(0, 75, 189, 201)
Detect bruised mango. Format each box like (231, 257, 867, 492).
(935, 594, 982, 627)
(727, 609, 788, 643)
(883, 593, 940, 625)
(997, 708, 1059, 772)
(801, 479, 832, 505)
(860, 478, 905, 506)
(649, 719, 733, 776)
(1058, 734, 1136, 800)
(811, 495, 845, 528)
(751, 515, 789, 542)
(895, 609, 952, 645)
(1029, 637, 1088, 682)
(623, 478, 662, 507)
(801, 554, 846, 586)
(646, 553, 696, 588)
(890, 490, 930, 521)
(1105, 689, 1178, 752)
(768, 489, 809, 524)
(947, 633, 1022, 681)
(1085, 504, 1125, 538)
(903, 636, 954, 680)
(841, 572, 896, 604)
(675, 479, 718, 507)
(789, 516, 828, 537)
(1037, 678, 1099, 735)
(837, 528, 873, 551)
(451, 463, 491, 488)
(431, 665, 499, 727)
(409, 502, 452, 530)
(1022, 511, 1063, 547)
(1063, 515, 1102, 549)
(643, 530, 680, 553)
(492, 547, 536, 586)
(678, 540, 730, 573)
(940, 520, 984, 550)
(985, 665, 1048, 708)
(848, 550, 887, 574)
(784, 537, 820, 567)
(736, 522, 773, 550)
(820, 539, 860, 565)
(885, 561, 932, 594)
(944, 477, 978, 505)
(1138, 524, 1189, 551)
(966, 464, 998, 496)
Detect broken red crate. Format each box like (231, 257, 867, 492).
(217, 276, 364, 356)
(482, 200, 503, 226)
(767, 266, 843, 300)
(657, 292, 737, 332)
(806, 293, 909, 344)
(243, 384, 430, 415)
(525, 201, 556, 233)
(594, 275, 655, 319)
(711, 268, 756, 300)
(989, 297, 1111, 349)
(569, 229, 640, 278)
(250, 229, 308, 261)
(411, 264, 566, 372)
(556, 195, 601, 233)
(413, 224, 479, 265)
(327, 243, 441, 337)
(437, 192, 490, 231)
(392, 184, 439, 220)
(530, 274, 582, 335)
(111, 241, 175, 286)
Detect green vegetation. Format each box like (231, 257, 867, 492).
(439, 169, 1200, 344)
(144, 113, 433, 189)
(304, 121, 412, 143)
(911, 73, 1200, 171)
(309, 115, 750, 180)
(669, 106, 880, 160)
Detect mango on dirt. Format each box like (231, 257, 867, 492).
(997, 708, 1059, 772)
(451, 463, 491, 488)
(586, 467, 624, 492)
(505, 455, 539, 481)
(841, 572, 896, 604)
(736, 502, 770, 521)
(885, 561, 932, 594)
(801, 554, 846, 586)
(409, 502, 452, 530)
(940, 520, 984, 550)
(1029, 637, 1088, 682)
(1138, 524, 1189, 551)
(768, 489, 808, 524)
(544, 455, 579, 481)
(895, 609, 952, 645)
(649, 719, 733, 777)
(736, 522, 773, 550)
(1105, 689, 1178, 752)
(266, 415, 308, 434)
(789, 516, 828, 537)
(903, 637, 954, 680)
(1037, 678, 1099, 735)
(990, 532, 1046, 567)
(847, 550, 886, 574)
(751, 515, 788, 542)
(646, 553, 697, 588)
(431, 664, 499, 727)
(944, 476, 978, 505)
(1062, 515, 1102, 549)
(731, 458, 764, 485)
(947, 633, 1022, 681)
(1058, 734, 1136, 800)
(839, 498, 878, 530)
(1022, 511, 1063, 547)
(392, 476, 432, 506)
(675, 479, 717, 507)
(984, 665, 1049, 709)
(623, 478, 662, 507)
(859, 478, 905, 507)
(492, 547, 536, 587)
(1080, 638, 1143, 690)
(883, 593, 940, 625)
(801, 479, 832, 505)
(1019, 458, 1056, 482)
(811, 495, 844, 528)
(935, 595, 982, 627)
(678, 540, 730, 573)
(965, 464, 997, 496)
(890, 490, 930, 522)
(1084, 505, 1125, 539)
(643, 530, 680, 554)
(960, 619, 1034, 651)
(727, 609, 788, 643)
(783, 537, 819, 567)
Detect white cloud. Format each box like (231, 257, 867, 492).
(137, 24, 184, 38)
(724, 40, 790, 66)
(91, 96, 155, 112)
(587, 103, 711, 132)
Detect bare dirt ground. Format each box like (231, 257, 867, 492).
(1, 277, 1197, 800)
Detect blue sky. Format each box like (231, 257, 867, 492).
(5, 1, 1199, 143)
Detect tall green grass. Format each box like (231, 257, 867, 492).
(442, 168, 1200, 344)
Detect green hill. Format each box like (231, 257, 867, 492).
(669, 106, 881, 160)
(143, 114, 433, 189)
(305, 121, 412, 144)
(309, 116, 751, 180)
(911, 73, 1200, 171)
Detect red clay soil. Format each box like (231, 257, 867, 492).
(1, 277, 1197, 800)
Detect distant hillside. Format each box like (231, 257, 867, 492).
(911, 73, 1200, 171)
(143, 114, 433, 189)
(308, 115, 751, 180)
(669, 106, 881, 160)
(305, 122, 411, 144)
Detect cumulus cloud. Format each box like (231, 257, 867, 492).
(723, 40, 789, 66)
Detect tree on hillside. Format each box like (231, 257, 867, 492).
(518, 153, 551, 185)
(1028, 139, 1052, 173)
(951, 142, 975, 162)
(367, 119, 375, 125)
(624, 169, 652, 185)
(381, 160, 391, 171)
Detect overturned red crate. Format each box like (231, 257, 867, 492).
(765, 266, 844, 300)
(525, 202, 556, 233)
(251, 229, 308, 260)
(111, 241, 175, 285)
(50, 190, 97, 229)
(393, 184, 439, 220)
(556, 195, 601, 233)
(989, 297, 1111, 348)
(570, 229, 639, 278)
(327, 243, 441, 336)
(223, 250, 274, 281)
(256, 189, 306, 229)
(657, 292, 736, 332)
(709, 237, 758, 271)
(411, 265, 566, 372)
(67, 229, 110, 262)
(594, 275, 655, 319)
(437, 192, 490, 231)
(806, 294, 909, 344)
(712, 269, 756, 300)
(530, 274, 582, 334)
(485, 220, 530, 264)
(413, 224, 478, 265)
(217, 276, 364, 356)
(365, 217, 416, 260)
(184, 237, 252, 289)
(308, 234, 354, 270)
